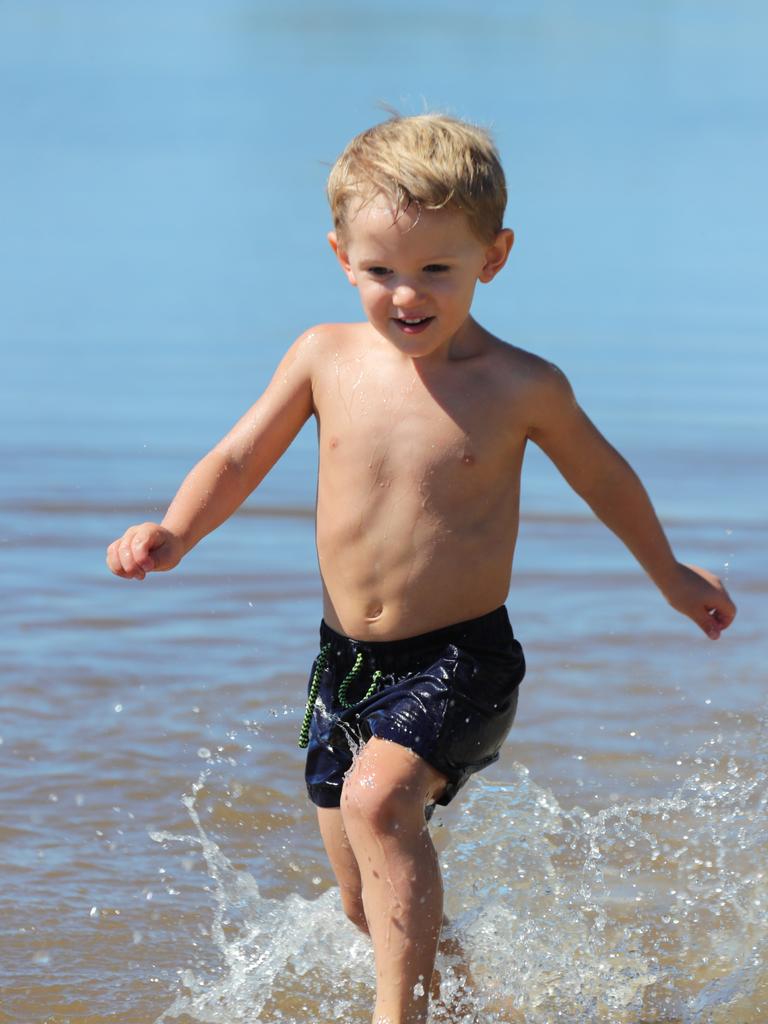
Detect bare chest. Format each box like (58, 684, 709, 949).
(313, 358, 519, 495)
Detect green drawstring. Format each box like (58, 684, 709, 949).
(298, 643, 330, 749)
(298, 644, 384, 748)
(337, 651, 384, 708)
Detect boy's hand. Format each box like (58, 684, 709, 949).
(106, 523, 185, 580)
(662, 562, 736, 640)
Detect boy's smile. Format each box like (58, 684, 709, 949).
(329, 196, 513, 360)
(393, 315, 434, 335)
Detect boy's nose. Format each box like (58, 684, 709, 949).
(392, 282, 422, 306)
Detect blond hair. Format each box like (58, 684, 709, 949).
(327, 113, 507, 243)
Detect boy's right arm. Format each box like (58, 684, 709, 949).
(106, 331, 318, 580)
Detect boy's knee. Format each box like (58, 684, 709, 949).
(341, 776, 423, 835)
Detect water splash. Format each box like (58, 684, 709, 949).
(154, 716, 768, 1023)
(151, 780, 375, 1022)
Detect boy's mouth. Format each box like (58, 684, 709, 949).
(393, 316, 434, 334)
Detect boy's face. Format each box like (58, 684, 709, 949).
(329, 195, 513, 360)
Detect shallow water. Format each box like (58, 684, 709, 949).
(147, 732, 768, 1024)
(2, 1, 767, 1021)
(2, 502, 765, 1023)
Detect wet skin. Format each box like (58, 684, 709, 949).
(312, 319, 528, 638)
(107, 199, 735, 643)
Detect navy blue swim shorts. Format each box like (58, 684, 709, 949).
(302, 606, 525, 810)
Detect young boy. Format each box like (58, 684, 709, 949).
(107, 114, 736, 1024)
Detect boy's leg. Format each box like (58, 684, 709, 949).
(317, 807, 369, 935)
(319, 807, 476, 1016)
(341, 736, 448, 1024)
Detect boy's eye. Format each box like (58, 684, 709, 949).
(424, 264, 450, 273)
(367, 266, 391, 277)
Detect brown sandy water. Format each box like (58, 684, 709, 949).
(2, 496, 765, 1023)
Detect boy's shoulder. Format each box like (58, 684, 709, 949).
(471, 335, 577, 436)
(484, 334, 552, 370)
(478, 333, 570, 393)
(298, 321, 368, 341)
(290, 321, 370, 359)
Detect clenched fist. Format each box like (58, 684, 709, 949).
(106, 523, 185, 580)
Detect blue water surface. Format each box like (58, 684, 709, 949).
(2, 0, 766, 527)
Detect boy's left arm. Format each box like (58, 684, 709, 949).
(526, 363, 736, 639)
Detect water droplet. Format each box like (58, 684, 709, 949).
(114, 704, 123, 713)
(197, 747, 212, 759)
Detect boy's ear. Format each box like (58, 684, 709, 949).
(478, 228, 514, 283)
(327, 231, 357, 287)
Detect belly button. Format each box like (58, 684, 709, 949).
(366, 604, 383, 620)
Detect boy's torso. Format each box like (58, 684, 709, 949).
(310, 322, 537, 641)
